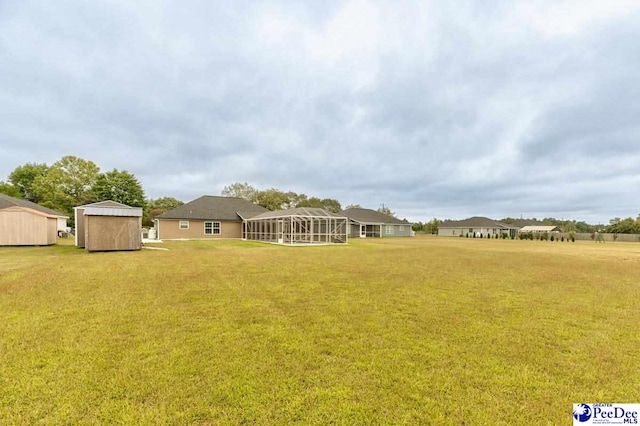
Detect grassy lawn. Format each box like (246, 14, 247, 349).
(1, 236, 639, 425)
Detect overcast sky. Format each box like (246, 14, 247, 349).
(1, 1, 639, 223)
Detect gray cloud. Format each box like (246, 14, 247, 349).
(1, 0, 639, 223)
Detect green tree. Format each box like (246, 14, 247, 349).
(285, 191, 307, 209)
(8, 162, 49, 202)
(296, 196, 342, 213)
(221, 182, 258, 201)
(0, 181, 21, 197)
(254, 188, 290, 211)
(92, 169, 146, 207)
(345, 204, 363, 209)
(563, 221, 577, 233)
(377, 204, 396, 218)
(606, 217, 640, 234)
(32, 155, 100, 217)
(143, 197, 184, 227)
(424, 218, 442, 234)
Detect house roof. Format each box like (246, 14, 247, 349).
(155, 196, 269, 221)
(519, 225, 561, 232)
(440, 216, 515, 229)
(247, 207, 346, 221)
(509, 219, 543, 228)
(0, 193, 69, 218)
(339, 208, 407, 224)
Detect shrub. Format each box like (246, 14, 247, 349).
(561, 236, 564, 242)
(550, 235, 554, 241)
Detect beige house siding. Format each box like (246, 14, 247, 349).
(85, 215, 142, 252)
(157, 219, 243, 239)
(0, 207, 57, 246)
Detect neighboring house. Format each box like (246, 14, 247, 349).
(244, 207, 348, 245)
(0, 193, 68, 246)
(438, 216, 518, 238)
(340, 207, 413, 238)
(154, 196, 268, 240)
(519, 225, 562, 234)
(509, 219, 543, 229)
(75, 200, 143, 252)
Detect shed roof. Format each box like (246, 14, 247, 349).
(156, 196, 268, 221)
(0, 193, 68, 218)
(247, 207, 346, 220)
(76, 200, 142, 217)
(77, 200, 133, 209)
(440, 216, 516, 229)
(339, 208, 407, 224)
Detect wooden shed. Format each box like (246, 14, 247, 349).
(74, 201, 143, 252)
(0, 193, 68, 246)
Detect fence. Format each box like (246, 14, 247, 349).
(567, 233, 640, 242)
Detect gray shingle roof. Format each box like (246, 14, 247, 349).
(509, 219, 543, 228)
(155, 196, 268, 221)
(440, 216, 515, 229)
(339, 208, 407, 224)
(0, 193, 68, 218)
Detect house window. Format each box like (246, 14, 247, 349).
(399, 225, 404, 231)
(386, 226, 394, 235)
(179, 221, 189, 229)
(204, 221, 220, 235)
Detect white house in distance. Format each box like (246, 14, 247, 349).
(519, 225, 562, 235)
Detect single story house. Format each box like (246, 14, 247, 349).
(518, 225, 562, 234)
(0, 193, 68, 246)
(340, 207, 412, 238)
(438, 216, 518, 238)
(75, 200, 143, 252)
(154, 196, 268, 240)
(244, 207, 348, 245)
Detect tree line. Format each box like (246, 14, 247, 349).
(221, 182, 398, 217)
(0, 157, 398, 227)
(9, 157, 631, 233)
(0, 156, 182, 227)
(413, 216, 640, 234)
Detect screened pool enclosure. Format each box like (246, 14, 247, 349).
(243, 208, 348, 245)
